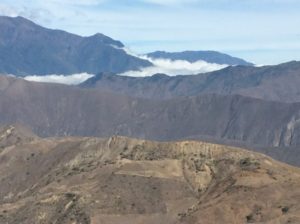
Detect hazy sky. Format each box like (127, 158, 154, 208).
(0, 0, 300, 64)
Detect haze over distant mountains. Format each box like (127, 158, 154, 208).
(0, 16, 252, 77)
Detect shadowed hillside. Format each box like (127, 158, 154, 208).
(2, 75, 300, 149)
(81, 61, 300, 103)
(1, 75, 300, 166)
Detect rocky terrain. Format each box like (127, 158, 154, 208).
(0, 124, 38, 149)
(0, 125, 299, 224)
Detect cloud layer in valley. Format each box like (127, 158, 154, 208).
(117, 52, 228, 77)
(24, 73, 94, 85)
(23, 48, 228, 84)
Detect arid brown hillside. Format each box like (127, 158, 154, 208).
(0, 124, 37, 149)
(0, 129, 300, 224)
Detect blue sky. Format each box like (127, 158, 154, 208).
(0, 0, 300, 64)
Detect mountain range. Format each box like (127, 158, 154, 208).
(81, 61, 300, 103)
(0, 16, 252, 77)
(0, 16, 151, 76)
(1, 15, 300, 224)
(1, 16, 300, 168)
(2, 74, 300, 166)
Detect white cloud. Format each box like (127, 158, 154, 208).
(141, 0, 300, 6)
(117, 47, 228, 77)
(118, 55, 228, 77)
(19, 46, 226, 81)
(47, 0, 106, 6)
(141, 0, 198, 6)
(24, 73, 94, 85)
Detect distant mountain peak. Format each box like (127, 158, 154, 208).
(148, 73, 170, 80)
(14, 16, 33, 22)
(0, 16, 151, 76)
(86, 33, 124, 48)
(0, 15, 38, 28)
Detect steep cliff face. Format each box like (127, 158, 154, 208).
(0, 135, 300, 224)
(284, 116, 300, 146)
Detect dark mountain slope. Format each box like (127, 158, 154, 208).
(2, 75, 300, 149)
(0, 16, 151, 76)
(147, 50, 253, 65)
(81, 61, 300, 103)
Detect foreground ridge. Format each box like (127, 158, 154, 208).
(0, 134, 300, 224)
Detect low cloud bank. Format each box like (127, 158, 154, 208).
(118, 48, 228, 77)
(118, 55, 228, 77)
(24, 73, 94, 85)
(23, 49, 228, 84)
